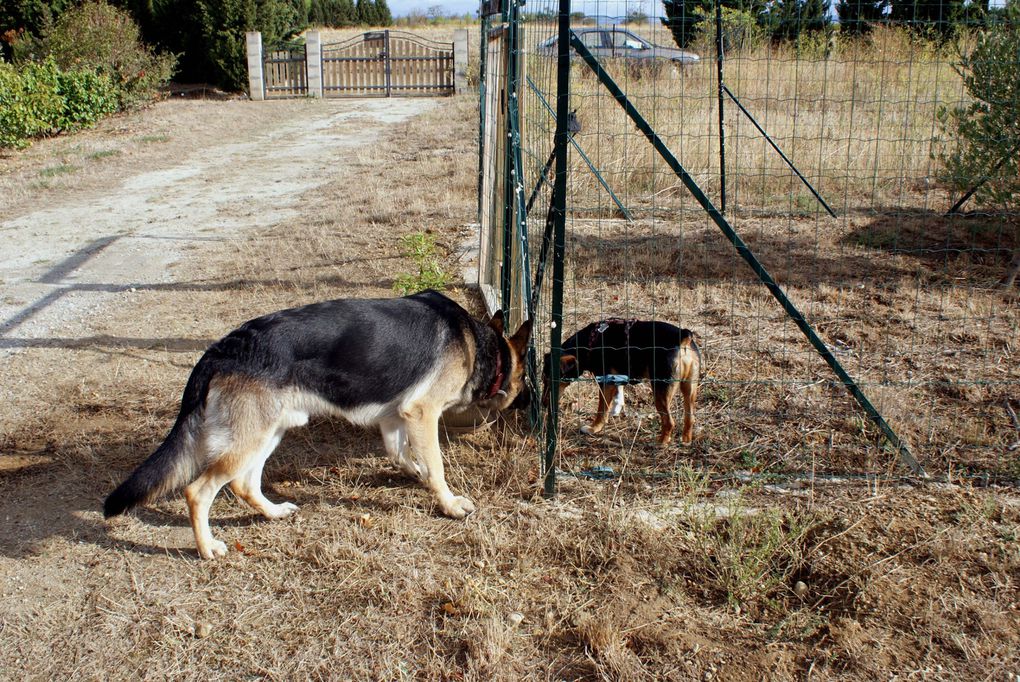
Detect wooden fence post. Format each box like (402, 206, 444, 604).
(306, 31, 322, 98)
(246, 31, 264, 101)
(454, 29, 469, 94)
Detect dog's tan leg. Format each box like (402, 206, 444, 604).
(228, 428, 299, 520)
(185, 470, 234, 559)
(653, 382, 679, 446)
(402, 406, 474, 519)
(581, 383, 619, 435)
(185, 377, 280, 559)
(679, 379, 698, 445)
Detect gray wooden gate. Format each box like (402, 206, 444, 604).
(321, 30, 454, 97)
(262, 42, 308, 98)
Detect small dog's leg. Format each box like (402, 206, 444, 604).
(653, 383, 679, 446)
(402, 407, 474, 519)
(609, 386, 626, 417)
(680, 379, 698, 445)
(581, 383, 619, 435)
(380, 417, 426, 480)
(229, 429, 298, 520)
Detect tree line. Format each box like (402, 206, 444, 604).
(662, 0, 1007, 47)
(1, 0, 393, 91)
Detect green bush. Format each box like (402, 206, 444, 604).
(937, 1, 1020, 210)
(42, 1, 176, 109)
(0, 57, 116, 148)
(0, 59, 59, 148)
(54, 65, 118, 129)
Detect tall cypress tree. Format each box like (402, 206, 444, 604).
(374, 0, 391, 25)
(661, 0, 709, 49)
(837, 0, 890, 36)
(355, 0, 373, 25)
(662, 0, 769, 49)
(889, 0, 965, 37)
(765, 0, 830, 41)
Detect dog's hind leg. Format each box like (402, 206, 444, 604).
(380, 417, 425, 481)
(581, 383, 619, 436)
(653, 382, 680, 446)
(228, 426, 299, 521)
(679, 378, 698, 445)
(402, 406, 475, 519)
(184, 377, 280, 559)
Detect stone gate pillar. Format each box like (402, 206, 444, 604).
(454, 29, 469, 94)
(246, 31, 264, 101)
(306, 31, 323, 98)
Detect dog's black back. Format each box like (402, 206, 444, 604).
(561, 320, 695, 383)
(196, 291, 484, 410)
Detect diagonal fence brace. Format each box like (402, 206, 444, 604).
(721, 84, 837, 219)
(568, 31, 926, 478)
(526, 76, 633, 221)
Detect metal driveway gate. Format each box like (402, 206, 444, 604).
(321, 30, 454, 97)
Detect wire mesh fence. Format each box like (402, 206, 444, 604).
(479, 0, 1020, 488)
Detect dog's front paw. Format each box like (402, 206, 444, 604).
(441, 495, 476, 519)
(580, 424, 603, 436)
(198, 538, 228, 560)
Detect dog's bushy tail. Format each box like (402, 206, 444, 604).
(103, 357, 215, 518)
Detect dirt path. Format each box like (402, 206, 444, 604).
(0, 97, 435, 372)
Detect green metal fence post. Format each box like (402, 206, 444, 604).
(544, 0, 573, 497)
(715, 0, 726, 215)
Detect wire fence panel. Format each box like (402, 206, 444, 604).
(483, 0, 1020, 486)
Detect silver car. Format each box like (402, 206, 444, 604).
(537, 27, 700, 65)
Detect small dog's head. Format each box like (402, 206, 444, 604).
(484, 311, 533, 411)
(540, 352, 580, 407)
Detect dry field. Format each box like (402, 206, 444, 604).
(514, 23, 1019, 480)
(0, 86, 1018, 681)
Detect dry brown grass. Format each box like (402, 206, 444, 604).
(0, 88, 1017, 680)
(522, 24, 968, 212)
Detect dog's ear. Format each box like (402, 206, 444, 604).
(509, 317, 533, 350)
(559, 354, 578, 378)
(488, 310, 505, 336)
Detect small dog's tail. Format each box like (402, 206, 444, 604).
(103, 356, 215, 518)
(677, 329, 702, 377)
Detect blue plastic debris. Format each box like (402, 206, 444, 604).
(577, 465, 617, 480)
(595, 374, 630, 385)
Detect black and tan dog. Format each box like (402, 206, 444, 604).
(104, 290, 532, 559)
(543, 320, 700, 445)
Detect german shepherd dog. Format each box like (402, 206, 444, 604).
(543, 320, 700, 445)
(104, 291, 532, 559)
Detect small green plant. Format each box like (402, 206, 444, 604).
(40, 163, 78, 177)
(86, 149, 121, 160)
(689, 504, 818, 609)
(393, 231, 452, 295)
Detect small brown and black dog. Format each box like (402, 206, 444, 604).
(543, 320, 701, 445)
